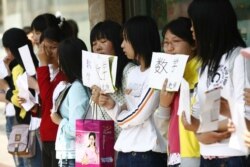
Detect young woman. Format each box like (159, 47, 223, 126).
(90, 20, 133, 139)
(50, 38, 90, 167)
(160, 17, 200, 167)
(93, 16, 168, 167)
(182, 0, 247, 166)
(31, 13, 72, 47)
(36, 26, 68, 167)
(1, 28, 42, 167)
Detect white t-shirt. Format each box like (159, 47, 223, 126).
(192, 47, 249, 156)
(106, 66, 168, 153)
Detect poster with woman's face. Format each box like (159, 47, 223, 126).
(75, 131, 100, 166)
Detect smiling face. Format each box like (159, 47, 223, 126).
(163, 30, 195, 56)
(92, 38, 115, 55)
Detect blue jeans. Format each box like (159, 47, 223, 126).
(200, 156, 247, 167)
(26, 130, 42, 167)
(58, 159, 75, 167)
(116, 151, 167, 167)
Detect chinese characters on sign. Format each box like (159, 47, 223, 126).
(82, 51, 117, 93)
(149, 52, 188, 91)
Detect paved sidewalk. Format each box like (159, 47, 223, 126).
(0, 103, 15, 167)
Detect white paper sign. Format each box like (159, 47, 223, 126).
(229, 101, 249, 154)
(197, 88, 221, 133)
(149, 52, 188, 91)
(82, 51, 117, 93)
(18, 45, 36, 76)
(178, 78, 191, 124)
(16, 72, 36, 111)
(0, 58, 9, 79)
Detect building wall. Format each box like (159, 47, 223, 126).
(88, 0, 123, 29)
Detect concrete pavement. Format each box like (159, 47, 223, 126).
(0, 102, 15, 167)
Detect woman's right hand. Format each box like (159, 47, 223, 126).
(38, 42, 49, 66)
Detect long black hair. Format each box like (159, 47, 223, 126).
(31, 13, 59, 32)
(123, 16, 161, 68)
(90, 20, 130, 89)
(58, 37, 87, 83)
(162, 17, 195, 47)
(2, 28, 38, 70)
(188, 0, 246, 76)
(88, 132, 96, 147)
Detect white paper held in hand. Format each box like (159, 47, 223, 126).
(16, 72, 36, 111)
(149, 52, 188, 91)
(0, 58, 9, 79)
(82, 50, 117, 93)
(178, 78, 191, 124)
(197, 88, 221, 133)
(18, 44, 36, 76)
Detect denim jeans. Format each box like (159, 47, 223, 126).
(58, 159, 75, 167)
(200, 156, 247, 167)
(26, 130, 42, 167)
(116, 151, 167, 167)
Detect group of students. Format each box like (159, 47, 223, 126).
(0, 0, 250, 167)
(92, 0, 250, 167)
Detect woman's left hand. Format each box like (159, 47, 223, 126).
(17, 96, 26, 105)
(50, 112, 62, 125)
(99, 93, 115, 110)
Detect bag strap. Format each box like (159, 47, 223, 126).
(55, 85, 71, 115)
(83, 100, 106, 120)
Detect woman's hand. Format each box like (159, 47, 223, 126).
(91, 85, 116, 109)
(181, 113, 200, 131)
(17, 96, 26, 105)
(227, 119, 235, 133)
(50, 112, 62, 125)
(99, 93, 115, 110)
(28, 76, 39, 93)
(196, 130, 231, 144)
(244, 130, 250, 148)
(0, 79, 9, 91)
(3, 56, 12, 75)
(220, 97, 231, 118)
(38, 42, 49, 66)
(91, 85, 101, 104)
(244, 88, 250, 105)
(160, 79, 175, 108)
